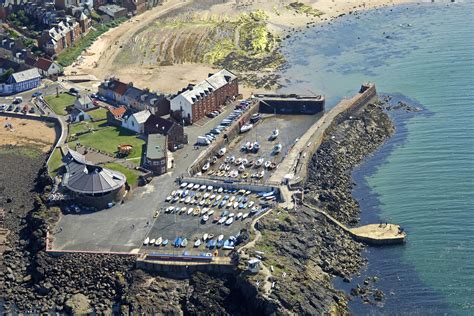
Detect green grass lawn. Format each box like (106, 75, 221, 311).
(103, 162, 139, 186)
(47, 148, 63, 177)
(44, 93, 76, 115)
(88, 107, 108, 121)
(69, 120, 106, 137)
(74, 126, 145, 159)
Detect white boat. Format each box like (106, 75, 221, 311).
(180, 182, 188, 188)
(210, 194, 216, 200)
(207, 186, 213, 191)
(165, 195, 172, 202)
(235, 157, 242, 165)
(217, 234, 224, 241)
(270, 129, 279, 140)
(193, 184, 200, 190)
(208, 209, 215, 216)
(202, 162, 210, 172)
(211, 156, 218, 164)
(218, 187, 223, 193)
(200, 185, 207, 191)
(187, 208, 194, 215)
(230, 196, 236, 202)
(256, 158, 264, 167)
(155, 237, 162, 246)
(208, 234, 215, 240)
(240, 123, 253, 133)
(236, 212, 243, 219)
(229, 170, 239, 178)
(143, 237, 150, 245)
(225, 217, 234, 225)
(257, 170, 265, 179)
(216, 195, 222, 201)
(273, 143, 282, 154)
(264, 161, 271, 169)
(203, 193, 210, 199)
(202, 215, 209, 222)
(203, 233, 209, 241)
(194, 239, 201, 247)
(226, 201, 233, 208)
(242, 213, 249, 220)
(238, 165, 245, 172)
(150, 238, 156, 245)
(185, 184, 193, 189)
(247, 142, 253, 151)
(218, 217, 227, 224)
(241, 158, 248, 165)
(184, 196, 191, 204)
(201, 207, 209, 215)
(233, 202, 239, 209)
(180, 238, 188, 247)
(248, 201, 255, 208)
(218, 147, 227, 157)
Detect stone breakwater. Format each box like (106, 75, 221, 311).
(240, 101, 398, 314)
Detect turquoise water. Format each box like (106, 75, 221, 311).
(279, 2, 474, 314)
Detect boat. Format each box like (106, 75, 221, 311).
(264, 161, 271, 169)
(233, 202, 239, 209)
(225, 217, 234, 225)
(208, 240, 216, 249)
(235, 158, 242, 166)
(229, 156, 235, 163)
(162, 239, 168, 246)
(180, 207, 187, 214)
(217, 240, 225, 248)
(217, 234, 224, 241)
(202, 215, 209, 222)
(241, 172, 249, 179)
(208, 209, 215, 216)
(208, 170, 215, 175)
(218, 217, 227, 224)
(165, 195, 172, 202)
(248, 201, 255, 208)
(186, 183, 194, 189)
(238, 165, 245, 172)
(201, 207, 208, 215)
(193, 208, 201, 216)
(257, 170, 265, 179)
(203, 233, 209, 241)
(218, 187, 223, 193)
(180, 238, 188, 247)
(187, 208, 194, 215)
(255, 158, 264, 167)
(210, 194, 216, 200)
(211, 156, 218, 164)
(273, 143, 282, 154)
(208, 234, 215, 240)
(242, 213, 249, 220)
(246, 160, 254, 167)
(193, 184, 200, 190)
(229, 170, 239, 178)
(269, 162, 276, 170)
(218, 147, 227, 157)
(236, 212, 243, 219)
(184, 196, 191, 204)
(222, 210, 229, 217)
(226, 201, 233, 208)
(219, 163, 225, 171)
(202, 162, 210, 172)
(194, 239, 201, 247)
(213, 215, 220, 222)
(143, 237, 150, 245)
(241, 158, 248, 165)
(240, 123, 253, 133)
(153, 237, 162, 246)
(229, 212, 235, 218)
(203, 193, 210, 199)
(172, 196, 179, 203)
(247, 142, 254, 152)
(174, 237, 182, 247)
(253, 142, 260, 153)
(149, 238, 156, 245)
(225, 164, 231, 171)
(180, 182, 188, 188)
(270, 129, 279, 140)
(216, 195, 222, 201)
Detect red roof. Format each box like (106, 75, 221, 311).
(34, 57, 54, 71)
(111, 80, 129, 96)
(108, 105, 127, 118)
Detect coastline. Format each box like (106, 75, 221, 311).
(66, 0, 414, 97)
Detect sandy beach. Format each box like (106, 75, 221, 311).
(0, 117, 56, 152)
(65, 0, 413, 96)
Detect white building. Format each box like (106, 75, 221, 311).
(73, 93, 94, 111)
(122, 110, 151, 134)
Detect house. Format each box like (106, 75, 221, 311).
(122, 0, 147, 15)
(73, 93, 94, 111)
(34, 57, 62, 77)
(70, 107, 91, 123)
(98, 4, 128, 19)
(144, 134, 168, 175)
(106, 105, 127, 127)
(98, 78, 170, 116)
(122, 109, 151, 134)
(0, 57, 30, 75)
(170, 69, 238, 124)
(144, 114, 188, 150)
(0, 68, 41, 95)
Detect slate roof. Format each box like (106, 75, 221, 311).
(10, 68, 41, 83)
(62, 149, 126, 194)
(144, 114, 175, 135)
(132, 110, 151, 124)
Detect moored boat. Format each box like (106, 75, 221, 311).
(255, 158, 264, 167)
(253, 142, 260, 153)
(155, 237, 163, 246)
(225, 217, 234, 225)
(211, 156, 218, 164)
(162, 239, 169, 246)
(202, 162, 210, 172)
(143, 237, 150, 245)
(217, 234, 224, 241)
(269, 129, 279, 140)
(264, 161, 271, 169)
(180, 238, 188, 247)
(273, 143, 282, 154)
(240, 123, 253, 133)
(218, 147, 227, 157)
(194, 239, 201, 247)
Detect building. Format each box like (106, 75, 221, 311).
(70, 107, 91, 123)
(98, 78, 170, 116)
(0, 68, 41, 95)
(122, 109, 151, 134)
(73, 93, 94, 111)
(144, 134, 168, 175)
(144, 114, 187, 150)
(0, 57, 30, 74)
(170, 69, 238, 124)
(62, 149, 126, 208)
(106, 105, 128, 127)
(34, 57, 62, 77)
(97, 4, 128, 19)
(122, 0, 147, 15)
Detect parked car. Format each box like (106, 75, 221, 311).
(13, 97, 22, 104)
(98, 95, 107, 102)
(29, 107, 36, 114)
(90, 93, 98, 98)
(69, 87, 79, 95)
(207, 112, 216, 118)
(32, 91, 42, 97)
(14, 106, 20, 112)
(0, 104, 6, 111)
(7, 104, 14, 111)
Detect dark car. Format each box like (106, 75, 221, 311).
(14, 106, 20, 112)
(69, 87, 79, 95)
(32, 91, 43, 97)
(29, 107, 36, 114)
(7, 105, 14, 111)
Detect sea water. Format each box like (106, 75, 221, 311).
(279, 1, 474, 314)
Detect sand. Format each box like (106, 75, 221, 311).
(65, 0, 414, 97)
(0, 117, 56, 152)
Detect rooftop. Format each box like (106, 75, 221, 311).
(146, 134, 167, 160)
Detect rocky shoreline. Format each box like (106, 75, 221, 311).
(1, 98, 416, 314)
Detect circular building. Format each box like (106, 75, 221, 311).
(62, 149, 126, 208)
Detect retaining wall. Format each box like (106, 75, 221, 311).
(136, 259, 235, 274)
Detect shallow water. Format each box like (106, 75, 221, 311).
(279, 2, 474, 314)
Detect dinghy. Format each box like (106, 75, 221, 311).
(273, 143, 282, 154)
(255, 158, 264, 167)
(253, 142, 260, 153)
(264, 161, 271, 169)
(155, 237, 162, 246)
(162, 239, 169, 246)
(203, 233, 209, 241)
(143, 237, 150, 245)
(269, 129, 279, 140)
(218, 147, 227, 157)
(194, 239, 201, 247)
(240, 123, 253, 133)
(202, 162, 210, 172)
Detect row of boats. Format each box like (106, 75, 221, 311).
(144, 234, 238, 250)
(165, 205, 260, 225)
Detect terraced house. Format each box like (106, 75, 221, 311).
(170, 69, 239, 124)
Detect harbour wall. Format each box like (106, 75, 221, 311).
(257, 95, 325, 115)
(288, 83, 377, 188)
(136, 258, 235, 274)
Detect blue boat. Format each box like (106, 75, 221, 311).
(243, 197, 249, 203)
(216, 240, 224, 248)
(212, 200, 219, 207)
(224, 195, 230, 200)
(174, 237, 182, 247)
(162, 239, 169, 246)
(219, 201, 226, 208)
(222, 210, 229, 217)
(239, 203, 244, 209)
(208, 240, 216, 249)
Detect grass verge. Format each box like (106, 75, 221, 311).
(103, 162, 139, 186)
(44, 93, 76, 115)
(47, 147, 63, 177)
